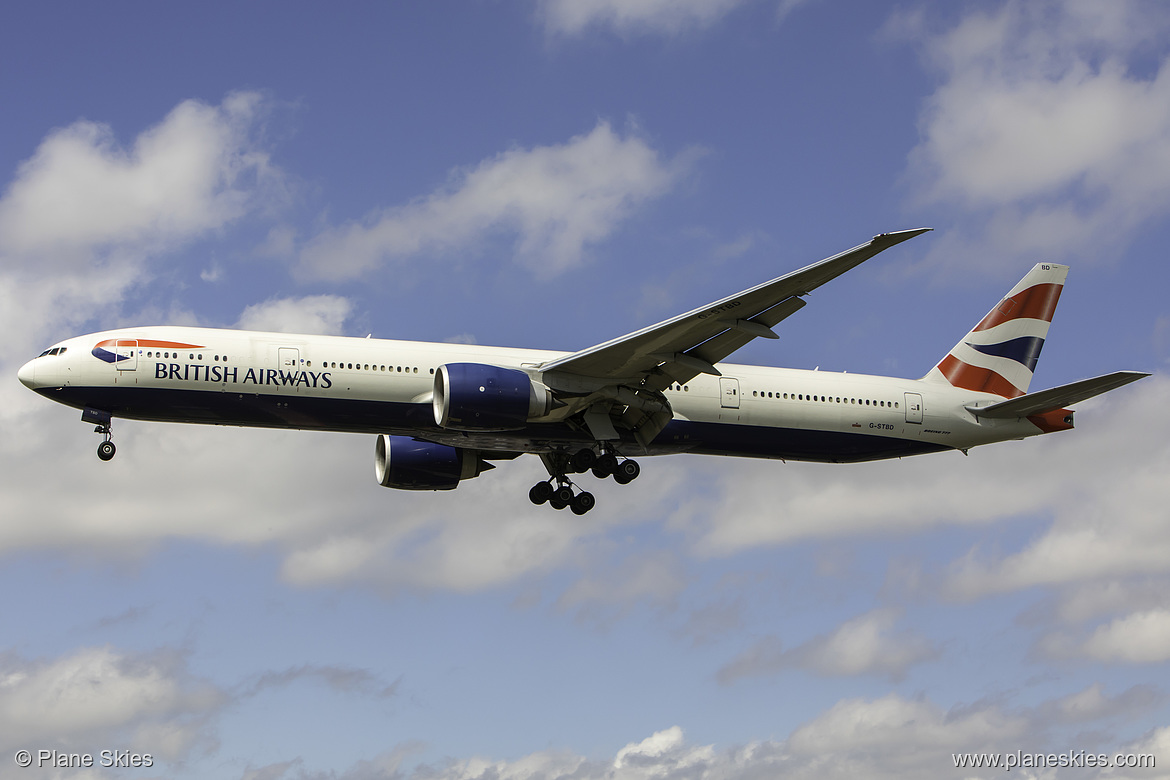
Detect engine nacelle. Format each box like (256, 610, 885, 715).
(432, 363, 551, 431)
(375, 434, 489, 491)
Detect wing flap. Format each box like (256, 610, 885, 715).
(966, 371, 1149, 418)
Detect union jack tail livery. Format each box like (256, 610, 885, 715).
(924, 263, 1068, 399)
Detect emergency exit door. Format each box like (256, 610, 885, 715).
(720, 377, 740, 409)
(904, 392, 923, 424)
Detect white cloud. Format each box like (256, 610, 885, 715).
(1038, 683, 1164, 724)
(904, 1, 1170, 271)
(786, 694, 1023, 761)
(943, 377, 1170, 600)
(0, 91, 277, 263)
(0, 646, 222, 760)
(612, 726, 716, 775)
(717, 608, 937, 683)
(1079, 610, 1170, 664)
(236, 294, 353, 335)
(537, 0, 749, 37)
(267, 688, 1159, 780)
(1108, 725, 1170, 780)
(535, 0, 816, 38)
(1048, 578, 1170, 624)
(297, 122, 694, 281)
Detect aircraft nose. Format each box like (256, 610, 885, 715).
(17, 359, 37, 389)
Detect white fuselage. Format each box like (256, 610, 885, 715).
(19, 325, 1051, 463)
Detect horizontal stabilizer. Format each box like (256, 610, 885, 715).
(966, 371, 1149, 419)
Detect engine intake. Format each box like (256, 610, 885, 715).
(375, 435, 490, 491)
(433, 363, 551, 431)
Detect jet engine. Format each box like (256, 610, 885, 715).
(375, 434, 492, 491)
(432, 363, 552, 431)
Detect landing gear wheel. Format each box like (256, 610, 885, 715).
(570, 448, 597, 473)
(570, 491, 595, 515)
(97, 440, 116, 461)
(592, 452, 618, 479)
(613, 459, 640, 484)
(553, 485, 574, 505)
(529, 481, 554, 505)
(550, 495, 569, 510)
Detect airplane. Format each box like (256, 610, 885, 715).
(18, 228, 1148, 515)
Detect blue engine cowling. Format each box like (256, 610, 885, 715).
(432, 363, 551, 431)
(375, 435, 489, 491)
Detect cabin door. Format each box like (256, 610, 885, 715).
(719, 377, 740, 409)
(904, 392, 923, 424)
(115, 340, 138, 371)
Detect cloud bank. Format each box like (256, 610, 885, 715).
(297, 122, 694, 281)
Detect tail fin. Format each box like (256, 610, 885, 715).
(923, 263, 1068, 398)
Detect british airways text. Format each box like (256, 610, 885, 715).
(153, 363, 333, 389)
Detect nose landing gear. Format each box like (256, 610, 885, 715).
(83, 408, 116, 461)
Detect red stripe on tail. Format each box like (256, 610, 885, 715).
(973, 283, 1063, 332)
(936, 354, 1025, 398)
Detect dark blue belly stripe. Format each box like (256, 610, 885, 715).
(40, 385, 950, 464)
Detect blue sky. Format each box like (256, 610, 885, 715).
(2, 1, 1169, 778)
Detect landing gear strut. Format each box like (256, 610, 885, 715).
(83, 408, 116, 462)
(530, 446, 639, 514)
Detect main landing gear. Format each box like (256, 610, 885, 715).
(529, 446, 640, 515)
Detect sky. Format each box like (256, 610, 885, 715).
(2, 1, 1170, 778)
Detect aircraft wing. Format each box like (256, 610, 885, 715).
(539, 228, 931, 389)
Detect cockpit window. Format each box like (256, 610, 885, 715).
(37, 347, 67, 357)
